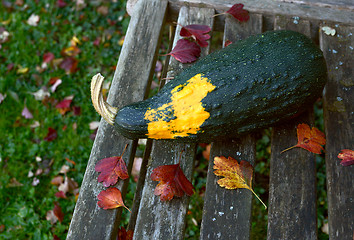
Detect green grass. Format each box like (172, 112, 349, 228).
(0, 1, 328, 239)
(0, 1, 129, 238)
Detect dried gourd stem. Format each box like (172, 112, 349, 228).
(91, 73, 118, 125)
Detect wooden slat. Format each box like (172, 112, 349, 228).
(133, 6, 215, 240)
(200, 13, 262, 240)
(267, 19, 318, 240)
(320, 24, 354, 240)
(66, 0, 168, 239)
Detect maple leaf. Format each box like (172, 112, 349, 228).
(95, 145, 129, 187)
(180, 24, 211, 47)
(44, 127, 57, 141)
(213, 156, 267, 209)
(118, 226, 134, 240)
(281, 123, 326, 154)
(97, 187, 131, 212)
(338, 149, 354, 166)
(214, 3, 250, 22)
(167, 39, 201, 63)
(151, 163, 194, 201)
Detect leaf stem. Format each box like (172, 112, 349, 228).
(280, 145, 297, 153)
(249, 188, 267, 209)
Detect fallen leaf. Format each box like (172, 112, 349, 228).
(89, 121, 100, 130)
(44, 127, 57, 141)
(51, 176, 64, 185)
(43, 52, 55, 63)
(180, 24, 211, 48)
(56, 95, 74, 115)
(46, 210, 58, 224)
(55, 191, 67, 199)
(118, 226, 134, 240)
(338, 149, 354, 166)
(167, 39, 201, 63)
(151, 163, 194, 201)
(58, 175, 78, 195)
(27, 14, 39, 26)
(21, 105, 33, 119)
(281, 123, 326, 154)
(97, 5, 109, 16)
(97, 187, 131, 211)
(59, 57, 78, 73)
(53, 202, 64, 222)
(57, 0, 67, 8)
(0, 93, 6, 104)
(226, 3, 250, 22)
(50, 78, 62, 93)
(95, 145, 129, 187)
(214, 156, 267, 209)
(16, 67, 29, 74)
(61, 45, 80, 57)
(32, 87, 50, 101)
(224, 40, 232, 47)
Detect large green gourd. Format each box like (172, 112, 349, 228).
(96, 30, 327, 142)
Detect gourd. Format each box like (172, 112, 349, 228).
(91, 30, 327, 142)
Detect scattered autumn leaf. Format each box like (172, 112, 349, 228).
(97, 187, 131, 211)
(21, 105, 33, 119)
(213, 156, 267, 209)
(44, 127, 57, 141)
(151, 162, 194, 201)
(16, 66, 29, 74)
(226, 3, 250, 22)
(180, 24, 211, 47)
(214, 3, 250, 22)
(59, 57, 78, 73)
(0, 93, 6, 104)
(57, 0, 67, 8)
(338, 149, 354, 166)
(56, 95, 74, 115)
(61, 45, 80, 57)
(95, 145, 129, 187)
(55, 191, 67, 199)
(118, 226, 134, 240)
(53, 203, 64, 222)
(50, 78, 62, 92)
(281, 123, 326, 154)
(167, 39, 201, 63)
(224, 40, 232, 47)
(43, 52, 55, 63)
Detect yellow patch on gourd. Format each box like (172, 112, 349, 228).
(144, 74, 216, 139)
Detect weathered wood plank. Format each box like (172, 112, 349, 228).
(320, 24, 354, 240)
(66, 0, 168, 239)
(133, 6, 215, 240)
(200, 13, 262, 240)
(267, 19, 318, 240)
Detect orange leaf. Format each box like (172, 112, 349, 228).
(95, 145, 129, 187)
(213, 156, 267, 209)
(151, 163, 194, 201)
(338, 149, 354, 166)
(118, 226, 134, 240)
(281, 123, 326, 154)
(97, 187, 131, 212)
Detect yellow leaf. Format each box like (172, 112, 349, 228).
(213, 156, 267, 209)
(17, 67, 29, 74)
(71, 36, 81, 46)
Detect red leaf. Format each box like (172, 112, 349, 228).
(282, 123, 326, 154)
(180, 24, 211, 47)
(151, 163, 194, 201)
(226, 3, 250, 22)
(224, 40, 232, 47)
(97, 187, 131, 211)
(59, 57, 78, 73)
(338, 149, 354, 166)
(56, 96, 73, 115)
(44, 127, 57, 142)
(55, 191, 67, 199)
(95, 145, 129, 187)
(43, 52, 55, 63)
(118, 227, 134, 240)
(53, 202, 64, 222)
(167, 39, 201, 63)
(57, 0, 67, 8)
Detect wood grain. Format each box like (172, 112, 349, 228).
(199, 13, 262, 240)
(66, 0, 168, 239)
(320, 24, 354, 240)
(133, 6, 214, 240)
(267, 19, 318, 240)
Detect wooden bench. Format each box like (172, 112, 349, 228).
(67, 0, 353, 239)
